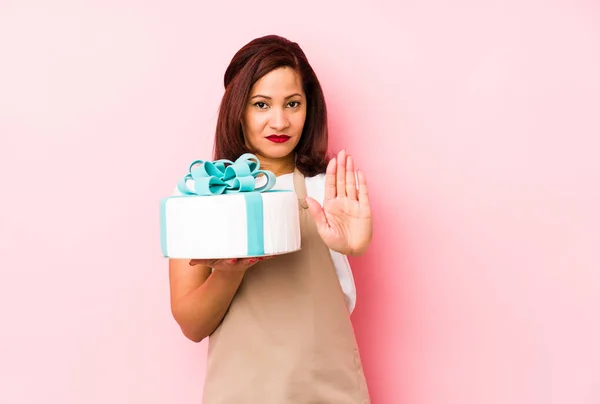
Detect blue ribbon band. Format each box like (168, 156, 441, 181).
(243, 193, 264, 256)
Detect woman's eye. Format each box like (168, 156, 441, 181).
(254, 102, 268, 109)
(288, 101, 300, 108)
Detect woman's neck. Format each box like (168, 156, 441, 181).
(257, 154, 295, 177)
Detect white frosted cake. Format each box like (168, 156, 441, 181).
(160, 154, 301, 259)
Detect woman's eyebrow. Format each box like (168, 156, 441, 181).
(250, 93, 303, 100)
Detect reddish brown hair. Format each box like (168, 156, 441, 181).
(212, 35, 329, 177)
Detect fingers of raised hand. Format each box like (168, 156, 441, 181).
(336, 149, 347, 198)
(357, 169, 370, 207)
(325, 157, 337, 201)
(326, 150, 360, 202)
(345, 155, 358, 200)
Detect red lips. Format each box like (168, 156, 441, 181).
(266, 135, 291, 143)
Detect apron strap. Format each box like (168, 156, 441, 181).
(293, 168, 309, 209)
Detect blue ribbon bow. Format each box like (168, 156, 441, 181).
(177, 153, 276, 196)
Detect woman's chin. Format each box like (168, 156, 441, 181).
(256, 146, 296, 160)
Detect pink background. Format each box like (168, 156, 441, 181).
(1, 1, 599, 403)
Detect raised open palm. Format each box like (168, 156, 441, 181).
(305, 150, 372, 256)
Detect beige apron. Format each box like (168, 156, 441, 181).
(202, 168, 370, 404)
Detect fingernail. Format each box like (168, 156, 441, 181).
(230, 259, 237, 264)
(249, 259, 257, 263)
(258, 257, 265, 261)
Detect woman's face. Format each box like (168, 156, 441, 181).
(241, 67, 307, 161)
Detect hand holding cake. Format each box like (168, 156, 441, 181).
(188, 256, 275, 272)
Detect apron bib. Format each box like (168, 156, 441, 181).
(202, 168, 370, 403)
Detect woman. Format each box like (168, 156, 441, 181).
(169, 34, 372, 403)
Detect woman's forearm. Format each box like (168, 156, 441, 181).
(172, 269, 245, 343)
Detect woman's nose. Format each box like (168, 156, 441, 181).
(269, 108, 289, 130)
